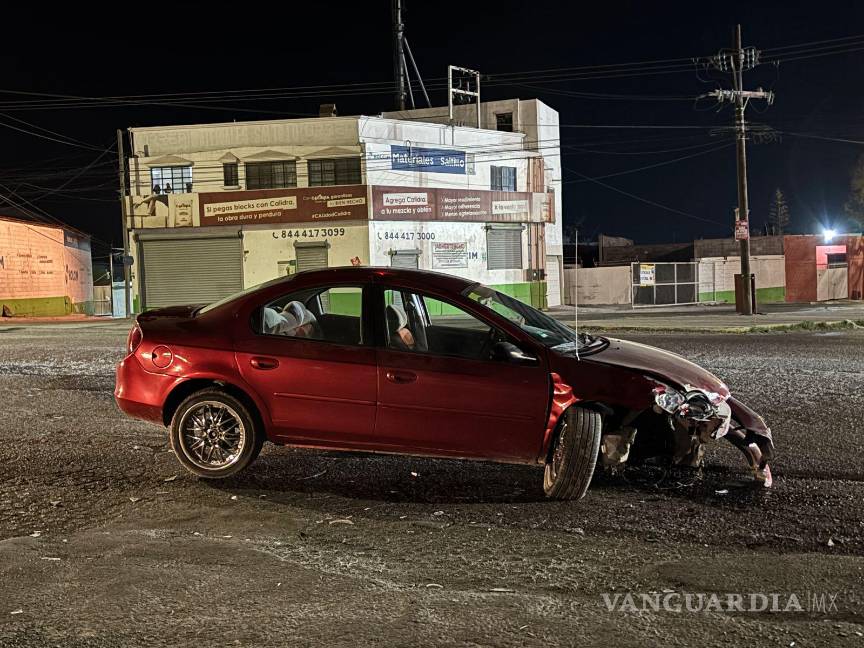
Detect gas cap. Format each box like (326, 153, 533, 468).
(151, 345, 173, 369)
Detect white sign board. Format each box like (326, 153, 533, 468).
(431, 242, 469, 269)
(639, 263, 656, 286)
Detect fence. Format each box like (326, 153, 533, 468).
(631, 262, 698, 307)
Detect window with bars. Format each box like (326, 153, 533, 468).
(486, 226, 523, 270)
(245, 161, 297, 189)
(150, 166, 192, 194)
(307, 157, 361, 187)
(491, 165, 517, 192)
(222, 163, 239, 187)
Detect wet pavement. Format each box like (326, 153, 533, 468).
(0, 324, 862, 646)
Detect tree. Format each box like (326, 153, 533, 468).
(767, 188, 790, 235)
(844, 154, 864, 232)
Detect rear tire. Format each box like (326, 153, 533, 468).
(169, 389, 264, 479)
(543, 406, 602, 500)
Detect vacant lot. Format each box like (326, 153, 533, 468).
(0, 322, 862, 647)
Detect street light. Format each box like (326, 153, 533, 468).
(823, 228, 837, 243)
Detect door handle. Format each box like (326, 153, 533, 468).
(250, 356, 279, 370)
(386, 370, 417, 384)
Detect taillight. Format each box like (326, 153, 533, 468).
(127, 324, 143, 354)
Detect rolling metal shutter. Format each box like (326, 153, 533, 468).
(139, 232, 242, 309)
(295, 243, 328, 273)
(487, 226, 523, 270)
(391, 250, 420, 269)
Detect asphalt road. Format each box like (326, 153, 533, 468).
(0, 324, 862, 647)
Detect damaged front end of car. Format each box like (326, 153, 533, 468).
(598, 380, 774, 487)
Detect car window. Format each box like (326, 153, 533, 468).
(383, 288, 498, 361)
(260, 285, 364, 346)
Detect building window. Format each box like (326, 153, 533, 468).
(486, 225, 523, 270)
(246, 161, 297, 189)
(308, 157, 361, 187)
(491, 165, 517, 192)
(495, 112, 514, 132)
(151, 166, 192, 194)
(223, 163, 239, 187)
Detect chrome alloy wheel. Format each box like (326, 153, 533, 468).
(178, 401, 246, 470)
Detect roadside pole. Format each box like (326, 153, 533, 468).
(117, 129, 131, 318)
(733, 25, 754, 315)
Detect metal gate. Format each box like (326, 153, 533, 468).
(92, 285, 112, 316)
(631, 262, 698, 307)
(295, 242, 329, 273)
(138, 230, 243, 309)
(391, 249, 420, 269)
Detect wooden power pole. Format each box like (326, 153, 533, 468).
(706, 25, 773, 315)
(117, 129, 131, 318)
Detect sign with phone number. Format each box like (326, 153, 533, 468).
(378, 231, 436, 240)
(271, 227, 346, 239)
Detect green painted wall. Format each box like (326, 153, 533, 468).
(0, 296, 68, 317)
(699, 286, 786, 304)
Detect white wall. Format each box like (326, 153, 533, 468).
(368, 220, 526, 288)
(698, 255, 786, 301)
(565, 266, 632, 305)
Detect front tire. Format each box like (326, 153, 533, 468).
(169, 389, 264, 479)
(543, 406, 602, 500)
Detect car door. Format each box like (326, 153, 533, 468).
(374, 286, 550, 462)
(235, 284, 379, 447)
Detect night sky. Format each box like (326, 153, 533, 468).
(2, 0, 864, 259)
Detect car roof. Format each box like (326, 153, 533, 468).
(281, 266, 478, 293)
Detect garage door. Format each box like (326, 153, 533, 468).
(295, 243, 328, 273)
(140, 234, 242, 309)
(546, 255, 561, 307)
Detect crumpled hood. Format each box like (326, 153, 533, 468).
(586, 337, 730, 399)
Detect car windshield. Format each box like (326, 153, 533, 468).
(197, 276, 292, 315)
(464, 284, 593, 350)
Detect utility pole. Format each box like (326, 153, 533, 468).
(392, 0, 406, 110)
(705, 25, 773, 315)
(117, 129, 131, 318)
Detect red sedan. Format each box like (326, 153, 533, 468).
(115, 267, 773, 500)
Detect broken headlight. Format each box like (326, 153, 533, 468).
(653, 385, 685, 413)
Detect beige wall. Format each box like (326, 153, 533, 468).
(242, 221, 369, 289)
(698, 255, 786, 298)
(564, 265, 632, 305)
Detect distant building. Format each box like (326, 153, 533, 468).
(124, 98, 562, 311)
(0, 216, 93, 316)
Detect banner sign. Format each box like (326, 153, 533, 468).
(390, 145, 466, 174)
(639, 263, 656, 286)
(431, 242, 469, 269)
(372, 186, 537, 222)
(199, 185, 368, 226)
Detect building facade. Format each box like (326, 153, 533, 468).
(0, 216, 94, 317)
(124, 98, 562, 312)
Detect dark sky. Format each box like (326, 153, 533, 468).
(2, 0, 864, 257)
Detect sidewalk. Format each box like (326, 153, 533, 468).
(548, 302, 864, 333)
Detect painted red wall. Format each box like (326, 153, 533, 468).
(784, 236, 817, 303)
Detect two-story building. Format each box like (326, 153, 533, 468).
(124, 98, 562, 312)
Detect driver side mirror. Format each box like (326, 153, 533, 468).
(491, 341, 538, 366)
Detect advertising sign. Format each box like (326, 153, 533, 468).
(735, 220, 750, 241)
(431, 242, 469, 269)
(390, 145, 466, 174)
(639, 263, 656, 286)
(199, 185, 368, 226)
(372, 186, 536, 222)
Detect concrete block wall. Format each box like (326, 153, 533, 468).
(698, 255, 786, 303)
